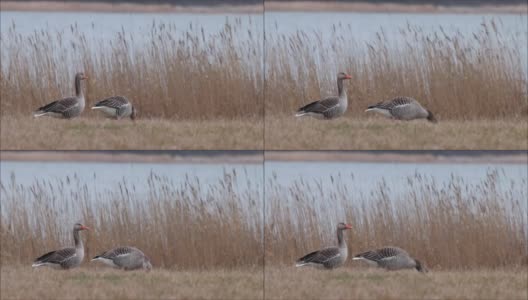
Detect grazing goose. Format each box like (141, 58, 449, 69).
(352, 246, 427, 272)
(32, 223, 90, 269)
(91, 246, 152, 271)
(295, 222, 352, 269)
(91, 96, 136, 120)
(295, 72, 352, 119)
(365, 96, 437, 123)
(33, 73, 88, 119)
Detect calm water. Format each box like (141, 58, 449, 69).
(2, 159, 525, 198)
(266, 161, 527, 198)
(2, 11, 525, 54)
(0, 161, 263, 196)
(267, 12, 527, 38)
(1, 159, 526, 226)
(0, 11, 261, 42)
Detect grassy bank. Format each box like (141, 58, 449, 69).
(1, 266, 263, 300)
(1, 266, 526, 300)
(265, 267, 528, 300)
(266, 19, 527, 121)
(265, 170, 527, 269)
(265, 117, 528, 149)
(0, 115, 263, 149)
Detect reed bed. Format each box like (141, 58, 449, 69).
(0, 170, 264, 269)
(266, 18, 528, 120)
(2, 18, 526, 122)
(2, 167, 526, 271)
(0, 18, 263, 120)
(265, 169, 528, 269)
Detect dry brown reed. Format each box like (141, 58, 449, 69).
(2, 167, 526, 271)
(265, 169, 528, 269)
(0, 169, 263, 269)
(0, 18, 263, 120)
(266, 19, 527, 120)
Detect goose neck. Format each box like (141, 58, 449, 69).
(337, 228, 346, 248)
(73, 228, 83, 249)
(75, 77, 84, 98)
(338, 77, 349, 97)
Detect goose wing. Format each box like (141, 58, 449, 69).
(368, 97, 415, 111)
(93, 96, 129, 109)
(297, 96, 340, 114)
(354, 247, 406, 262)
(297, 247, 340, 264)
(34, 247, 76, 265)
(93, 246, 136, 260)
(36, 97, 78, 114)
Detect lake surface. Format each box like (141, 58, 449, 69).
(0, 11, 261, 42)
(0, 160, 263, 196)
(266, 161, 527, 199)
(2, 11, 525, 62)
(2, 159, 525, 199)
(1, 159, 526, 227)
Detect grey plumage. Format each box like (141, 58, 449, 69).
(32, 223, 90, 270)
(91, 96, 136, 120)
(352, 246, 427, 272)
(366, 96, 437, 123)
(296, 222, 352, 269)
(91, 246, 152, 271)
(296, 72, 352, 119)
(33, 73, 87, 119)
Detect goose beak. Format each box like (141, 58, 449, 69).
(345, 74, 352, 79)
(345, 224, 352, 229)
(81, 226, 91, 231)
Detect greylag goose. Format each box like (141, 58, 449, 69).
(365, 96, 437, 123)
(33, 73, 88, 119)
(91, 96, 136, 120)
(91, 246, 152, 271)
(352, 246, 427, 272)
(295, 222, 352, 269)
(295, 72, 352, 119)
(32, 223, 90, 269)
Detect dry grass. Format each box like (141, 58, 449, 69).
(1, 170, 263, 269)
(0, 19, 263, 120)
(1, 265, 263, 300)
(265, 116, 528, 149)
(0, 115, 263, 150)
(266, 19, 527, 121)
(265, 266, 528, 300)
(265, 169, 527, 269)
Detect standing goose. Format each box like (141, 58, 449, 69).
(32, 223, 90, 269)
(365, 96, 437, 123)
(352, 246, 427, 272)
(33, 73, 88, 119)
(295, 72, 352, 119)
(91, 96, 136, 120)
(91, 246, 152, 271)
(295, 222, 352, 269)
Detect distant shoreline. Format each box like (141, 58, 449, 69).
(266, 1, 527, 14)
(265, 151, 528, 164)
(1, 1, 526, 14)
(0, 1, 262, 14)
(1, 151, 526, 164)
(0, 151, 263, 164)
